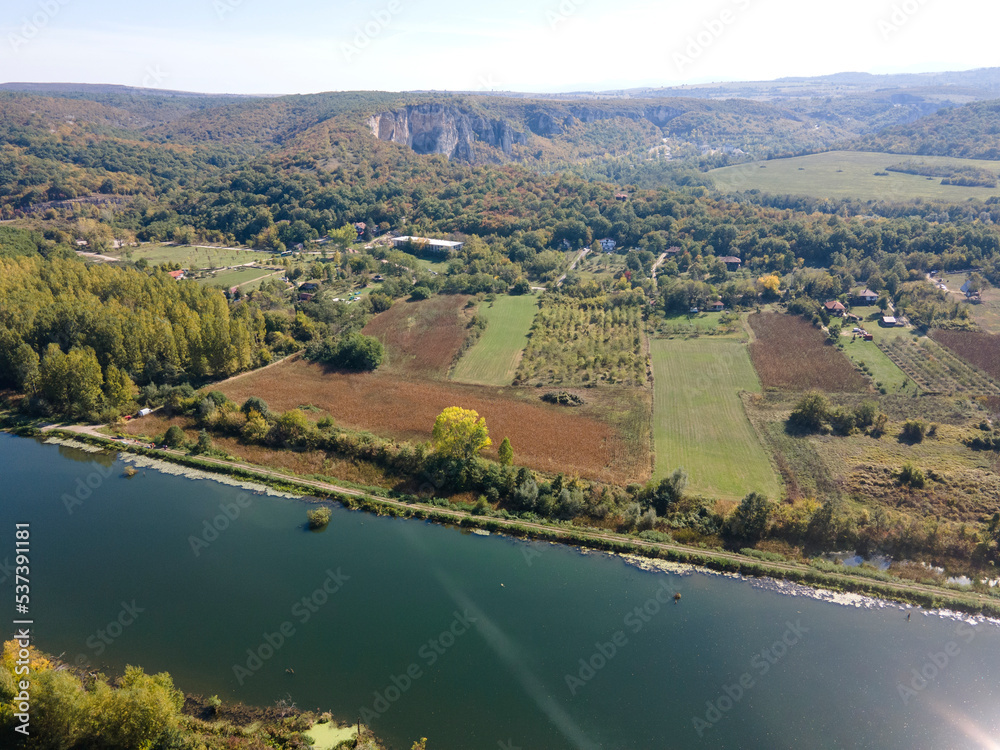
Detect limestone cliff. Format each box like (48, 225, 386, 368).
(368, 103, 526, 161)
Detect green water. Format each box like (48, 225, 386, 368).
(2, 433, 999, 749)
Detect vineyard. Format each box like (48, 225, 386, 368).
(515, 297, 647, 386)
(878, 336, 1000, 395)
(748, 313, 870, 392)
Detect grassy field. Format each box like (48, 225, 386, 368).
(197, 267, 278, 289)
(650, 338, 781, 500)
(709, 151, 1000, 201)
(840, 334, 915, 394)
(451, 293, 539, 385)
(934, 270, 1000, 334)
(119, 244, 262, 268)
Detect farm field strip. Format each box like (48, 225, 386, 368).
(748, 313, 870, 392)
(650, 338, 781, 500)
(451, 294, 539, 386)
(119, 244, 264, 268)
(840, 336, 914, 394)
(878, 336, 1000, 395)
(196, 267, 278, 289)
(930, 329, 1000, 383)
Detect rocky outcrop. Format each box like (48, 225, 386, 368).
(369, 103, 526, 161)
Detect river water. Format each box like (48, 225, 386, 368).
(2, 433, 999, 749)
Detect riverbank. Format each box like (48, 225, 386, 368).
(17, 423, 1000, 619)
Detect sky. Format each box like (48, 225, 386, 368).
(1, 0, 998, 94)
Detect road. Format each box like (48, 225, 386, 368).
(39, 425, 1000, 613)
(650, 251, 668, 279)
(556, 248, 589, 286)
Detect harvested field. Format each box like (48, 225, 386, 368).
(362, 295, 472, 379)
(748, 313, 869, 392)
(931, 329, 1000, 382)
(216, 357, 645, 484)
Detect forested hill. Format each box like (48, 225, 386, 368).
(853, 100, 1000, 160)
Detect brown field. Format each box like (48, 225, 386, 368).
(748, 313, 870, 392)
(931, 329, 1000, 382)
(216, 358, 644, 483)
(362, 295, 472, 379)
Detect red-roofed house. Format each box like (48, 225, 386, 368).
(824, 300, 846, 316)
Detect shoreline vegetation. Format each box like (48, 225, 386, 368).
(13, 423, 1000, 620)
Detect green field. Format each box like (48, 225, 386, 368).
(650, 338, 781, 500)
(119, 244, 263, 268)
(840, 334, 914, 394)
(935, 271, 1000, 334)
(709, 151, 1000, 201)
(451, 294, 539, 385)
(197, 267, 277, 289)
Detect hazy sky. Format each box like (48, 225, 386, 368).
(1, 0, 997, 94)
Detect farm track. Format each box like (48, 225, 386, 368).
(39, 426, 1000, 615)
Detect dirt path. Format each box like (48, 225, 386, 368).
(650, 252, 668, 279)
(556, 248, 589, 286)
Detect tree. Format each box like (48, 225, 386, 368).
(241, 396, 270, 419)
(241, 410, 269, 443)
(497, 436, 513, 466)
(724, 492, 772, 543)
(307, 333, 384, 371)
(103, 364, 135, 411)
(193, 429, 213, 454)
(650, 468, 687, 515)
(788, 392, 829, 433)
(432, 407, 491, 460)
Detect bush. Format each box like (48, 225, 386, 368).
(410, 286, 432, 300)
(788, 392, 829, 432)
(163, 425, 186, 448)
(900, 420, 926, 443)
(241, 396, 270, 418)
(898, 463, 926, 488)
(307, 506, 332, 529)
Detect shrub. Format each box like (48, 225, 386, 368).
(788, 392, 829, 432)
(306, 333, 385, 371)
(898, 463, 926, 488)
(163, 425, 186, 448)
(900, 420, 926, 443)
(410, 286, 432, 300)
(241, 396, 270, 418)
(307, 506, 332, 529)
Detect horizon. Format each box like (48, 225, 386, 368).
(2, 0, 998, 95)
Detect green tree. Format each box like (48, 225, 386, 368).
(497, 436, 513, 466)
(241, 409, 270, 443)
(193, 429, 213, 454)
(271, 409, 312, 446)
(432, 407, 492, 460)
(788, 392, 829, 432)
(85, 666, 183, 749)
(163, 425, 186, 448)
(724, 492, 773, 544)
(103, 364, 136, 411)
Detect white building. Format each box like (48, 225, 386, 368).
(391, 236, 464, 253)
(599, 238, 617, 252)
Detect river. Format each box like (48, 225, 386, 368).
(2, 433, 999, 749)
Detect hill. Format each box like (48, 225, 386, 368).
(854, 99, 1000, 160)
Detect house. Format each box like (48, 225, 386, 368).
(599, 238, 617, 252)
(880, 316, 897, 327)
(391, 235, 464, 253)
(615, 192, 628, 201)
(856, 289, 879, 305)
(168, 269, 185, 280)
(665, 246, 682, 256)
(706, 300, 724, 312)
(298, 292, 315, 302)
(299, 282, 320, 293)
(354, 222, 367, 239)
(824, 300, 847, 316)
(719, 255, 742, 270)
(861, 331, 874, 341)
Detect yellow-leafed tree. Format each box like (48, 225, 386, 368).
(432, 407, 491, 460)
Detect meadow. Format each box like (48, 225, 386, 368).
(118, 243, 263, 268)
(197, 267, 280, 290)
(650, 337, 781, 500)
(451, 293, 539, 386)
(709, 151, 1000, 201)
(840, 334, 914, 394)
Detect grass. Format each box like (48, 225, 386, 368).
(650, 338, 781, 500)
(709, 151, 1000, 201)
(840, 334, 915, 394)
(934, 271, 1000, 334)
(451, 294, 539, 385)
(197, 267, 278, 289)
(117, 243, 262, 268)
